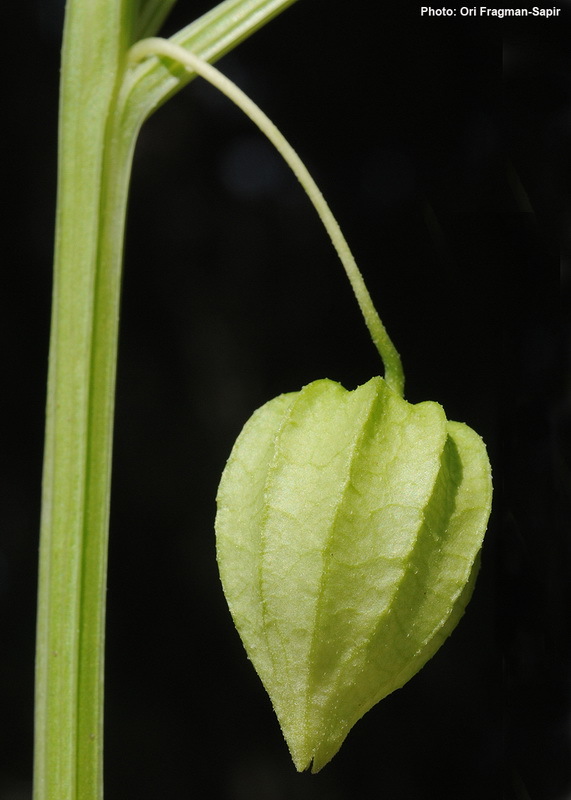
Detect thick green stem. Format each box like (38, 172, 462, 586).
(34, 2, 132, 798)
(35, 1, 299, 798)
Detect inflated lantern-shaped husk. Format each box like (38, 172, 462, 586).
(128, 39, 492, 775)
(216, 377, 491, 771)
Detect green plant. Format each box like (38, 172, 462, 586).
(35, 2, 298, 798)
(37, 0, 492, 794)
(124, 39, 491, 771)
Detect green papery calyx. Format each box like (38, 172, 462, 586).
(215, 376, 492, 772)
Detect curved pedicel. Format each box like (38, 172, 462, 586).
(129, 40, 493, 772)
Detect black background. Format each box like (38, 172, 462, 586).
(1, 1, 570, 798)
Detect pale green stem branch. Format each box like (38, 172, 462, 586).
(35, 3, 300, 799)
(134, 0, 178, 40)
(128, 38, 405, 396)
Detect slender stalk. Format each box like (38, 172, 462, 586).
(129, 38, 405, 396)
(35, 2, 299, 799)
